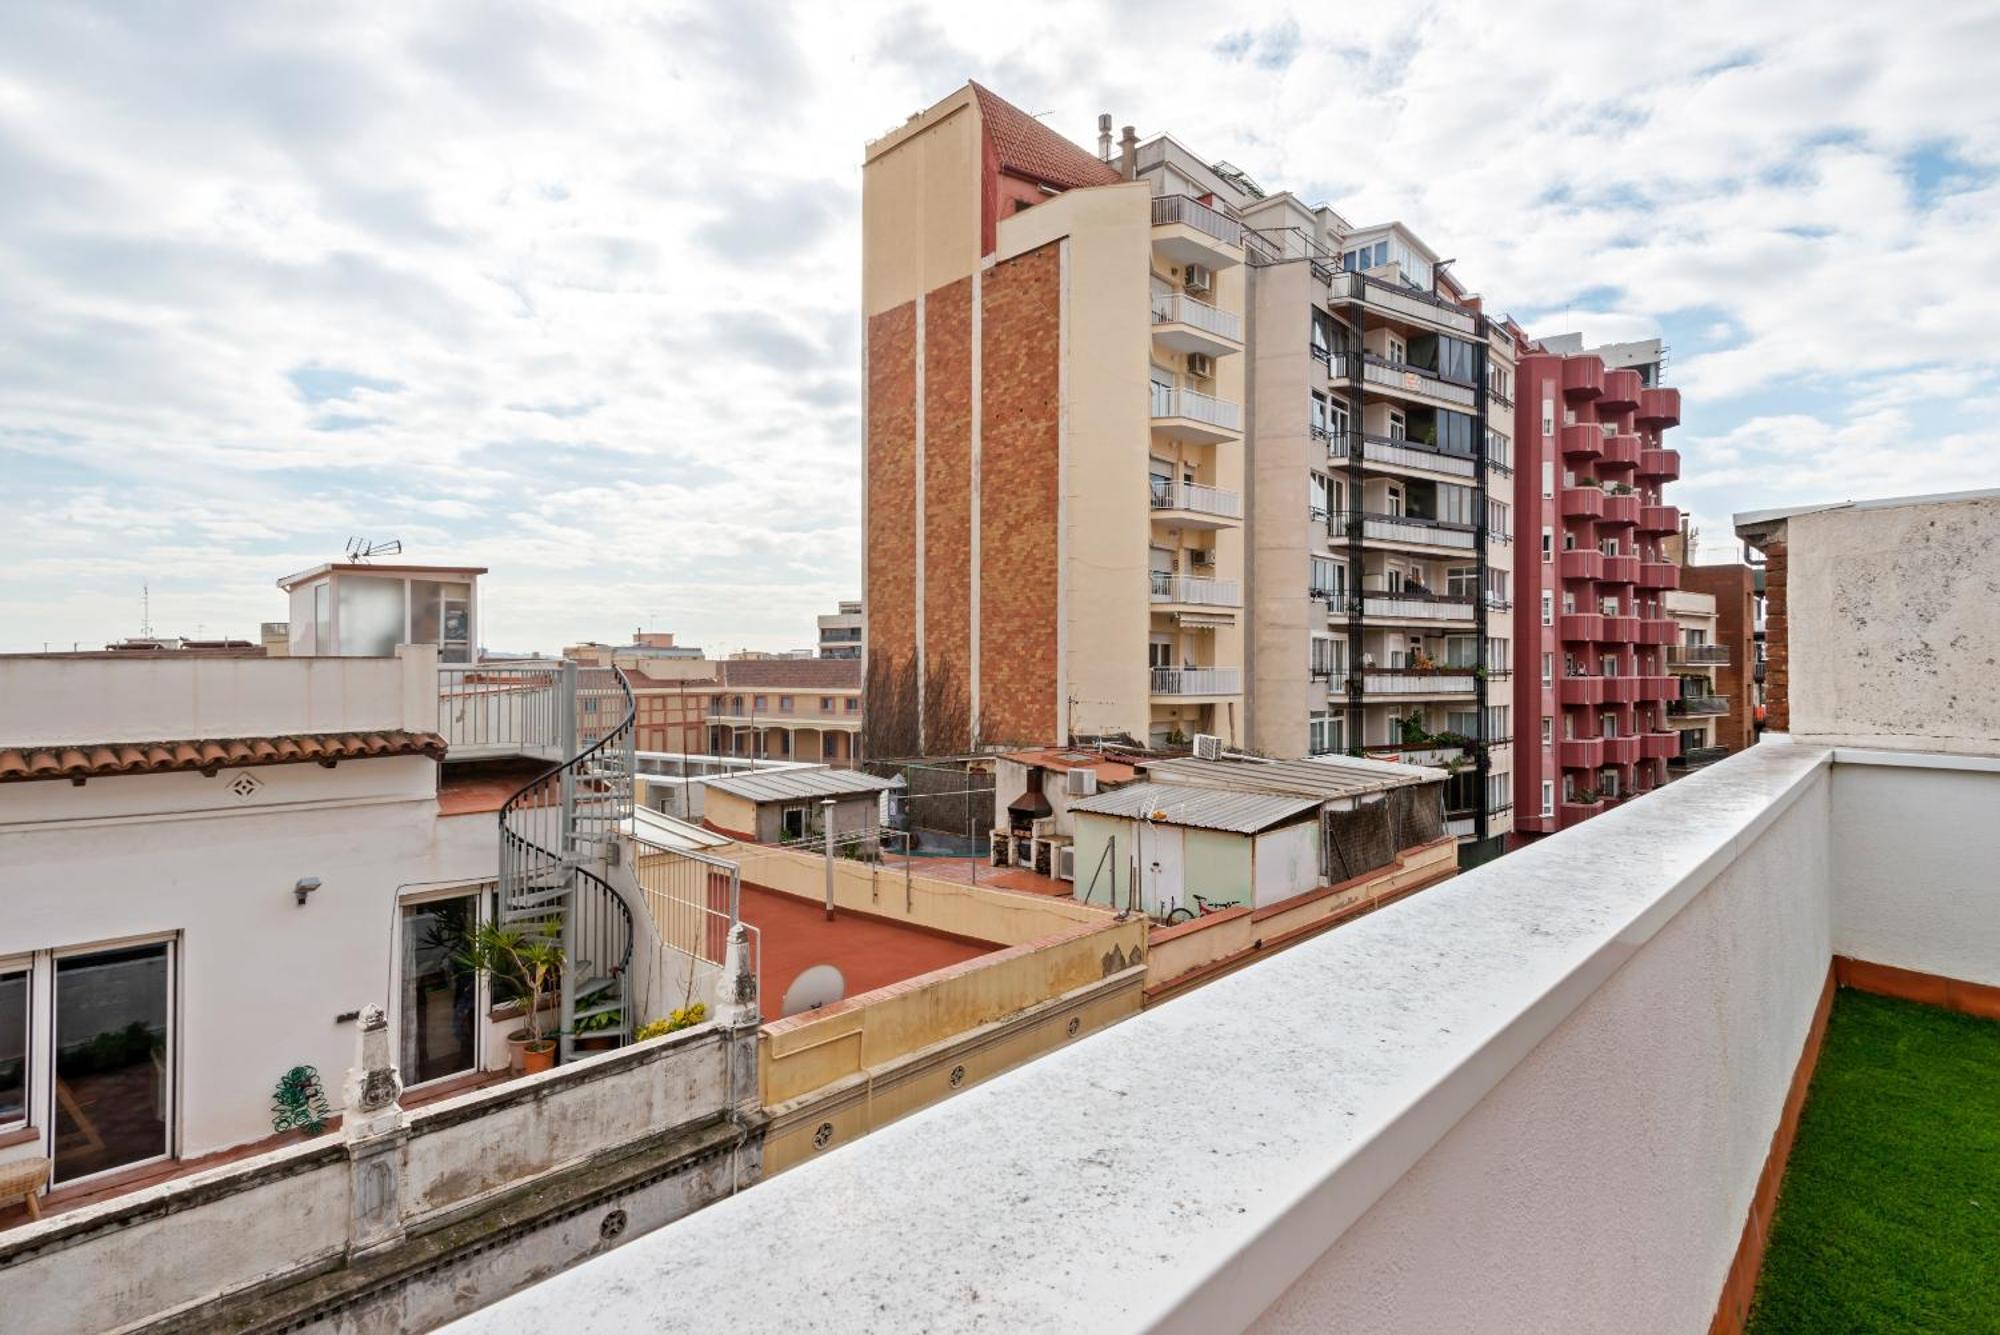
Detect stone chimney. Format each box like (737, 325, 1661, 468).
(1119, 125, 1138, 181)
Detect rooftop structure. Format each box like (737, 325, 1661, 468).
(817, 599, 862, 660)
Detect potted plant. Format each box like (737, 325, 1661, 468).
(459, 920, 566, 1075)
(573, 1006, 622, 1052)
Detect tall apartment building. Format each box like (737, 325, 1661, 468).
(1511, 338, 1685, 839)
(1678, 562, 1763, 756)
(817, 599, 863, 659)
(861, 83, 1246, 753)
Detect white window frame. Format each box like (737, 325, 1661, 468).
(1540, 780, 1555, 817)
(45, 933, 179, 1187)
(1541, 591, 1554, 626)
(1541, 716, 1554, 748)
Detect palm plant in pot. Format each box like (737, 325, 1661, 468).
(459, 919, 566, 1074)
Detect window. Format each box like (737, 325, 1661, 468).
(1309, 555, 1343, 599)
(1541, 716, 1554, 748)
(1487, 772, 1511, 814)
(1541, 592, 1554, 626)
(336, 574, 406, 657)
(1438, 483, 1477, 527)
(754, 696, 768, 712)
(1387, 407, 1407, 441)
(1485, 570, 1511, 609)
(53, 942, 171, 1183)
(1542, 527, 1554, 563)
(1444, 635, 1478, 668)
(779, 696, 794, 712)
(820, 697, 834, 713)
(0, 965, 25, 1130)
(1309, 710, 1345, 756)
(1486, 636, 1510, 671)
(1310, 391, 1330, 438)
(1310, 310, 1335, 356)
(1542, 652, 1554, 686)
(401, 894, 480, 1087)
(1486, 498, 1511, 540)
(1540, 780, 1555, 817)
(1310, 636, 1344, 679)
(1309, 473, 1331, 520)
(845, 698, 858, 713)
(1446, 566, 1477, 600)
(1435, 409, 1477, 456)
(732, 695, 745, 713)
(1541, 392, 1556, 440)
(1542, 461, 1554, 499)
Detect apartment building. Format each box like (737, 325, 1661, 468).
(861, 83, 1246, 753)
(706, 658, 862, 766)
(1679, 562, 1763, 755)
(1511, 338, 1684, 838)
(1663, 587, 1732, 771)
(817, 600, 862, 660)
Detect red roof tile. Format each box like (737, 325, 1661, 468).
(720, 659, 861, 691)
(970, 83, 1120, 192)
(0, 730, 447, 783)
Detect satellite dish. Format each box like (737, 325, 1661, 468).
(781, 963, 847, 1017)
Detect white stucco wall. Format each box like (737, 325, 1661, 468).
(1828, 749, 2000, 987)
(1251, 821, 1321, 908)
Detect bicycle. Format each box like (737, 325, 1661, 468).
(1161, 893, 1243, 925)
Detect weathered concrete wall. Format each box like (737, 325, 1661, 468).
(1783, 495, 2000, 752)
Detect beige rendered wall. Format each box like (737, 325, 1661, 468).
(862, 87, 982, 319)
(1246, 261, 1320, 757)
(997, 184, 1155, 743)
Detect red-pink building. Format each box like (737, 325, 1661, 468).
(1510, 340, 1682, 841)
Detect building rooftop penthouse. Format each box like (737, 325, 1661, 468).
(456, 492, 2000, 1333)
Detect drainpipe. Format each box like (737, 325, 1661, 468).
(822, 798, 837, 921)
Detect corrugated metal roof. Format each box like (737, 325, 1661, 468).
(1068, 781, 1321, 834)
(703, 767, 897, 804)
(1140, 753, 1443, 800)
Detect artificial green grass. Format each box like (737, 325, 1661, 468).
(1747, 991, 2000, 1334)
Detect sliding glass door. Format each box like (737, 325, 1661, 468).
(400, 895, 480, 1086)
(52, 943, 171, 1184)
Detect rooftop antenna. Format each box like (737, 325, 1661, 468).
(344, 537, 403, 563)
(140, 582, 153, 638)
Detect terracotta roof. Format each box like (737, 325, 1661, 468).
(970, 83, 1120, 192)
(721, 659, 861, 691)
(0, 730, 447, 784)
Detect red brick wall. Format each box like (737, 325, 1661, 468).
(1761, 539, 1788, 732)
(978, 242, 1061, 744)
(923, 275, 974, 751)
(1682, 563, 1759, 753)
(866, 301, 919, 705)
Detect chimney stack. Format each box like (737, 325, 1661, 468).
(1119, 125, 1138, 181)
(1097, 113, 1112, 162)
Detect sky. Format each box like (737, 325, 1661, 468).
(2, 2, 1997, 654)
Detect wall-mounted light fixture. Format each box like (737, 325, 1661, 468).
(294, 876, 322, 906)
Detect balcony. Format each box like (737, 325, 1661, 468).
(1601, 492, 1640, 527)
(1600, 367, 1643, 409)
(1339, 511, 1478, 552)
(1639, 503, 1681, 535)
(1556, 796, 1605, 825)
(1638, 560, 1681, 591)
(1561, 673, 1606, 706)
(1561, 486, 1606, 521)
(1600, 614, 1640, 643)
(1638, 617, 1678, 646)
(1149, 665, 1241, 697)
(1149, 573, 1241, 608)
(1149, 194, 1244, 270)
(1600, 553, 1640, 585)
(1603, 676, 1644, 706)
(1361, 354, 1478, 408)
(1669, 745, 1732, 770)
(1640, 730, 1681, 761)
(1149, 479, 1242, 530)
(1561, 354, 1605, 398)
(1151, 384, 1242, 443)
(1600, 433, 1642, 472)
(1359, 434, 1477, 479)
(1361, 593, 1477, 623)
(1667, 644, 1731, 668)
(1639, 674, 1679, 700)
(1357, 668, 1477, 697)
(1150, 291, 1242, 358)
(1559, 611, 1605, 642)
(1639, 447, 1682, 481)
(1601, 734, 1641, 766)
(1559, 548, 1605, 581)
(1638, 386, 1682, 427)
(1559, 737, 1604, 769)
(1668, 694, 1729, 718)
(1559, 422, 1604, 462)
(1325, 270, 1479, 336)
(438, 661, 568, 761)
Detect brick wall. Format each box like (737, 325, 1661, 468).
(1762, 538, 1788, 732)
(923, 275, 974, 752)
(866, 302, 918, 733)
(1682, 564, 1758, 753)
(977, 242, 1062, 744)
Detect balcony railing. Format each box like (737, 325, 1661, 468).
(1361, 354, 1479, 408)
(1667, 644, 1731, 667)
(1357, 668, 1477, 695)
(1333, 510, 1478, 551)
(438, 661, 567, 758)
(1150, 194, 1243, 248)
(1149, 479, 1242, 521)
(1325, 270, 1479, 335)
(1150, 291, 1242, 343)
(1669, 744, 1732, 768)
(1149, 572, 1240, 607)
(1150, 383, 1243, 433)
(1359, 433, 1477, 478)
(1361, 594, 1476, 622)
(1149, 665, 1241, 696)
(1668, 694, 1730, 717)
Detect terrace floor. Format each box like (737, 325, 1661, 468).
(1749, 992, 2000, 1333)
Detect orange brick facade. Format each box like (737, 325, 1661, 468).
(923, 275, 974, 751)
(866, 304, 919, 681)
(976, 243, 1061, 744)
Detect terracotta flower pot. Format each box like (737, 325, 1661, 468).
(576, 1034, 617, 1052)
(506, 1030, 533, 1076)
(520, 1040, 557, 1075)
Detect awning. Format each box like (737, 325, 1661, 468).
(1176, 612, 1235, 629)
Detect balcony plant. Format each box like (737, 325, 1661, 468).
(459, 920, 566, 1074)
(573, 1006, 622, 1052)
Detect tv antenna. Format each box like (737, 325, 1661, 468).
(141, 582, 153, 638)
(344, 537, 402, 563)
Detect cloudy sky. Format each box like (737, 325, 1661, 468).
(3, 2, 1995, 653)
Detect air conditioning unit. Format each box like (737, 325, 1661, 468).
(1065, 767, 1098, 797)
(1192, 733, 1223, 761)
(1055, 845, 1077, 882)
(1186, 352, 1215, 380)
(1184, 263, 1213, 295)
(1188, 548, 1214, 567)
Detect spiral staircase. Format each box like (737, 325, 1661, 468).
(497, 666, 637, 1061)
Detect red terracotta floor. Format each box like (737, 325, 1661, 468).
(739, 884, 995, 1017)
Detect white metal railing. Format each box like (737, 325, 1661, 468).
(1150, 572, 1241, 606)
(1353, 514, 1478, 550)
(1326, 270, 1479, 334)
(1151, 383, 1243, 432)
(1150, 479, 1243, 520)
(1150, 665, 1242, 696)
(1150, 194, 1243, 248)
(1361, 435, 1477, 478)
(1362, 356, 1478, 407)
(1362, 671, 1477, 695)
(1151, 291, 1242, 343)
(1363, 595, 1476, 621)
(438, 661, 567, 754)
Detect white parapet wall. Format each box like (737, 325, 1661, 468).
(448, 742, 1853, 1334)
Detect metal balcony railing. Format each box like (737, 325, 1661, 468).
(1149, 479, 1243, 520)
(1356, 668, 1478, 696)
(1150, 291, 1243, 343)
(1359, 433, 1477, 478)
(438, 661, 568, 756)
(1150, 666, 1241, 696)
(1331, 510, 1479, 551)
(1361, 354, 1478, 407)
(1361, 594, 1477, 621)
(1151, 383, 1243, 432)
(1151, 194, 1243, 248)
(1324, 270, 1479, 335)
(1667, 695, 1730, 717)
(1666, 644, 1731, 667)
(1150, 572, 1241, 606)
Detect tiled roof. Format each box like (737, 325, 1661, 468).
(721, 659, 861, 691)
(970, 83, 1120, 192)
(0, 730, 447, 783)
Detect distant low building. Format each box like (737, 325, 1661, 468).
(708, 658, 863, 767)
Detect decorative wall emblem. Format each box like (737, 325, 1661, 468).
(227, 772, 263, 800)
(813, 1122, 835, 1150)
(948, 1064, 967, 1088)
